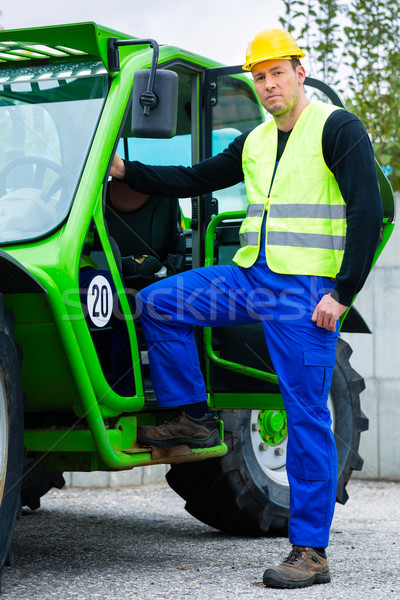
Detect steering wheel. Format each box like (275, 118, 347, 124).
(0, 155, 70, 202)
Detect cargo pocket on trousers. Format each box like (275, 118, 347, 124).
(287, 349, 337, 480)
(300, 349, 337, 408)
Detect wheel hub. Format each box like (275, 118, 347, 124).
(258, 409, 288, 446)
(250, 409, 289, 486)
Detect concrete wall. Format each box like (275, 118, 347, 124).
(67, 196, 398, 487)
(342, 194, 399, 480)
(63, 464, 169, 488)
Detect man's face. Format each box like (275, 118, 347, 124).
(252, 59, 305, 116)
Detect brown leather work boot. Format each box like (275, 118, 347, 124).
(137, 411, 221, 449)
(263, 545, 331, 588)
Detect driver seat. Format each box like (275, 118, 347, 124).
(104, 178, 185, 288)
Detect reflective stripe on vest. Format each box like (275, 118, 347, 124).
(239, 203, 265, 246)
(234, 101, 347, 276)
(246, 203, 265, 217)
(240, 231, 259, 247)
(268, 204, 346, 220)
(267, 231, 346, 251)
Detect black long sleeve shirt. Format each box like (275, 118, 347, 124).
(122, 109, 383, 306)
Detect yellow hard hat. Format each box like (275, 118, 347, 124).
(243, 29, 305, 71)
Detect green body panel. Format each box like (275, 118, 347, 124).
(209, 393, 284, 410)
(16, 316, 80, 412)
(25, 428, 122, 453)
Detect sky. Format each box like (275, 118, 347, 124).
(0, 0, 283, 66)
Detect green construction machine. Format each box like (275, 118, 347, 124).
(0, 22, 395, 585)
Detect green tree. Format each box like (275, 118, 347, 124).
(344, 0, 400, 190)
(279, 0, 400, 191)
(279, 0, 344, 86)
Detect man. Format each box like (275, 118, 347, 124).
(110, 29, 382, 589)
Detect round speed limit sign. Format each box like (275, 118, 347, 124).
(87, 275, 114, 327)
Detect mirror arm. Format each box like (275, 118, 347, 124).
(107, 38, 160, 116)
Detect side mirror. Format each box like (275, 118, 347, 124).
(126, 69, 179, 139)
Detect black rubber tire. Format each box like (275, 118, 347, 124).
(0, 297, 25, 587)
(21, 459, 65, 511)
(166, 338, 368, 536)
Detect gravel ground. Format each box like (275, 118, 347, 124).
(2, 479, 400, 599)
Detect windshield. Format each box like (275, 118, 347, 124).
(0, 61, 108, 244)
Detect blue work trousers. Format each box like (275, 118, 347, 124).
(136, 262, 338, 548)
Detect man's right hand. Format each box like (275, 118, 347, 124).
(312, 293, 348, 332)
(110, 152, 126, 180)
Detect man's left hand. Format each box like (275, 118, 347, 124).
(312, 294, 348, 332)
(110, 152, 126, 180)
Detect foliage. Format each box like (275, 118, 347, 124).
(279, 0, 345, 86)
(279, 0, 400, 190)
(344, 0, 400, 190)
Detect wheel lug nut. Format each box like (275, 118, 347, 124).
(259, 442, 269, 451)
(252, 423, 261, 432)
(274, 448, 284, 456)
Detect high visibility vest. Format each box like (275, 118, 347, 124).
(233, 101, 347, 277)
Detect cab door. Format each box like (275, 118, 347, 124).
(199, 65, 279, 410)
(198, 65, 265, 264)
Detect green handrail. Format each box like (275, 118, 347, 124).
(204, 211, 279, 384)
